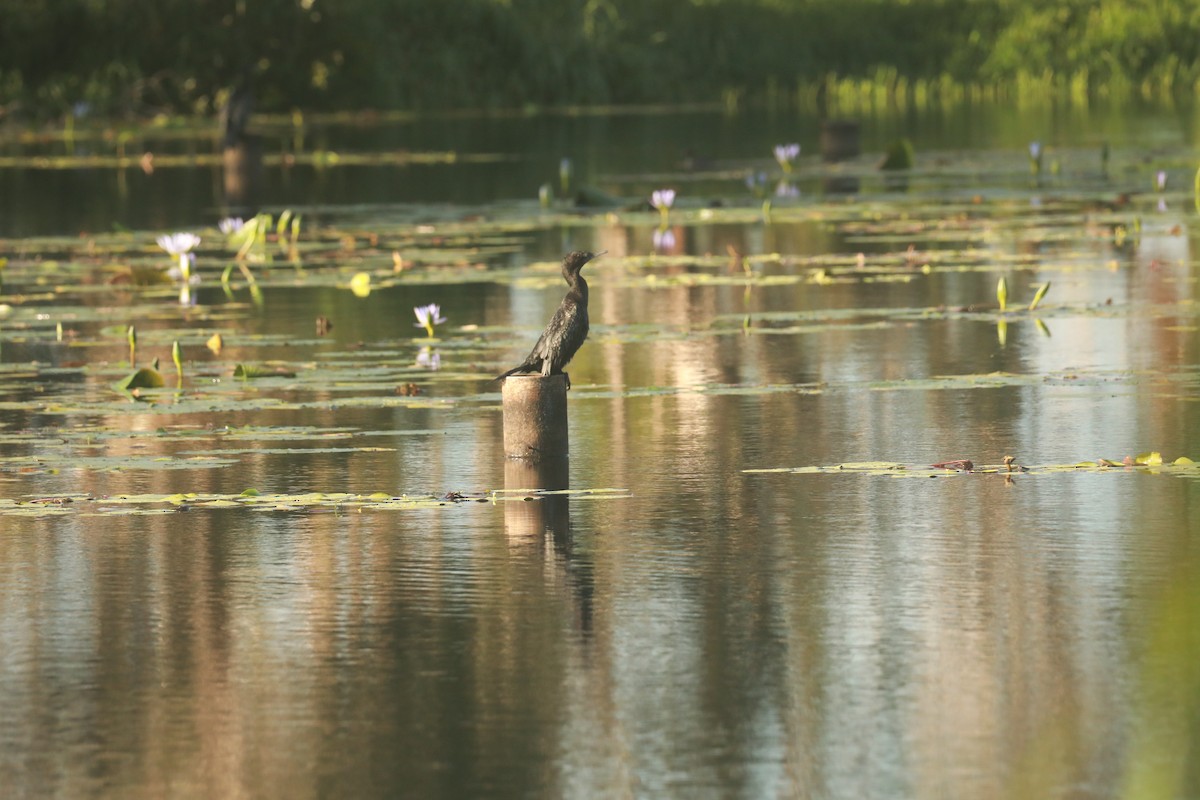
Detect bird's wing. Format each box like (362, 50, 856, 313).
(531, 302, 580, 359)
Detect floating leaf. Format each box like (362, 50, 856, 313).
(746, 457, 1200, 478)
(233, 363, 298, 379)
(114, 367, 164, 392)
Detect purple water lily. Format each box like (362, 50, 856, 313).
(218, 217, 245, 236)
(416, 346, 441, 370)
(774, 143, 800, 173)
(652, 227, 676, 253)
(414, 303, 447, 337)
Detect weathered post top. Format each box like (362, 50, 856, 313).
(501, 373, 569, 461)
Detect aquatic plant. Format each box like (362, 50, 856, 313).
(233, 214, 267, 259)
(114, 366, 165, 399)
(172, 340, 183, 386)
(651, 189, 675, 227)
(156, 232, 200, 281)
(218, 217, 245, 236)
(1156, 170, 1167, 192)
(414, 303, 446, 337)
(774, 143, 800, 174)
(559, 157, 572, 195)
(1028, 141, 1043, 175)
(127, 324, 137, 365)
(1194, 166, 1200, 215)
(997, 276, 1008, 311)
(277, 209, 302, 249)
(1029, 282, 1051, 311)
(746, 171, 773, 221)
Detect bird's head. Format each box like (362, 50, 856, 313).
(562, 249, 605, 278)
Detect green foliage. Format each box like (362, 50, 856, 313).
(1, 1, 1198, 116)
(983, 0, 1200, 90)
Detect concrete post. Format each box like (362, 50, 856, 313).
(503, 458, 569, 541)
(819, 119, 861, 162)
(501, 374, 569, 460)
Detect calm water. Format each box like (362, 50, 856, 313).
(2, 101, 1200, 799)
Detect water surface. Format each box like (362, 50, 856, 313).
(1, 101, 1199, 799)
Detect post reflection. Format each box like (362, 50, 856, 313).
(219, 78, 261, 219)
(504, 458, 594, 638)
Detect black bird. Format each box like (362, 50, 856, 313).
(496, 250, 604, 388)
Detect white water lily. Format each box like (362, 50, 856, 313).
(156, 232, 201, 281)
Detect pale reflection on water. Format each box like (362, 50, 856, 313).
(3, 109, 1200, 799)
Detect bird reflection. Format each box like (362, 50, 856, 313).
(504, 458, 594, 638)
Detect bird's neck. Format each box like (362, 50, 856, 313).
(567, 273, 587, 300)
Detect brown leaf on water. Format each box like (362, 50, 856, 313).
(931, 459, 974, 472)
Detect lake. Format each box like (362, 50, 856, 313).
(1, 98, 1199, 798)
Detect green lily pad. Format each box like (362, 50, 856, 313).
(114, 367, 165, 391)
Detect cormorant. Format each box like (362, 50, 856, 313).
(495, 250, 603, 388)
